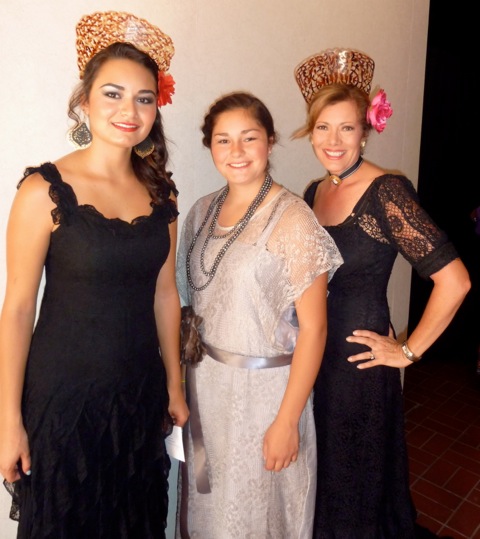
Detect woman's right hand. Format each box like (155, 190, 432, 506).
(0, 421, 30, 483)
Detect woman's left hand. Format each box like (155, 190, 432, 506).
(263, 418, 299, 472)
(346, 329, 412, 369)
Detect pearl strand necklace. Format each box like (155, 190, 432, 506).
(186, 174, 273, 291)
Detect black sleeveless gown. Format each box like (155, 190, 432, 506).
(304, 175, 459, 538)
(7, 162, 176, 538)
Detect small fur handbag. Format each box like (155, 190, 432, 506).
(180, 305, 206, 365)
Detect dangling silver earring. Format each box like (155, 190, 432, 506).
(360, 140, 366, 155)
(133, 137, 154, 158)
(69, 122, 92, 149)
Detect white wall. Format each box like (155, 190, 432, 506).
(0, 1, 429, 537)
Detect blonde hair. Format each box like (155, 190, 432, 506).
(292, 83, 372, 139)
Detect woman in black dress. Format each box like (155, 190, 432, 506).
(0, 11, 188, 538)
(292, 48, 471, 538)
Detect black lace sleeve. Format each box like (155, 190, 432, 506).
(372, 175, 459, 279)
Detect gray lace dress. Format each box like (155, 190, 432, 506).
(176, 186, 342, 539)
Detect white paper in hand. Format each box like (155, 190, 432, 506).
(165, 425, 185, 461)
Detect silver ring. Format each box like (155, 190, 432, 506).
(369, 352, 375, 360)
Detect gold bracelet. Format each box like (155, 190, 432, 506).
(401, 341, 422, 362)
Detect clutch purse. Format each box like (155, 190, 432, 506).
(180, 305, 206, 366)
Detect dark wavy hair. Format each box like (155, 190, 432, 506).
(201, 92, 278, 170)
(68, 42, 177, 205)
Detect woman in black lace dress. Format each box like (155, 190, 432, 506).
(292, 48, 471, 538)
(0, 11, 188, 538)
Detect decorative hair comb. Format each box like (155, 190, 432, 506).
(294, 48, 375, 104)
(294, 47, 392, 133)
(75, 11, 175, 106)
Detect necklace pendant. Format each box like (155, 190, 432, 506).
(327, 156, 364, 187)
(330, 175, 342, 186)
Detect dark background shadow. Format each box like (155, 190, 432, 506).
(408, 3, 479, 368)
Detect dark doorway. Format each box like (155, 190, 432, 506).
(408, 3, 479, 366)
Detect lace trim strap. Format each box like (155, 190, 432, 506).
(18, 162, 77, 225)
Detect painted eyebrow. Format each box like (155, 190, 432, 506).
(100, 83, 156, 95)
(213, 128, 262, 137)
(314, 121, 355, 126)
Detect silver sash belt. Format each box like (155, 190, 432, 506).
(186, 345, 293, 495)
(204, 343, 293, 369)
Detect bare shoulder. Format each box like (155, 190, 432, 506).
(18, 171, 51, 195)
(362, 160, 386, 180)
(53, 151, 83, 179)
(15, 171, 55, 214)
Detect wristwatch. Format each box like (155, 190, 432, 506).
(401, 341, 422, 362)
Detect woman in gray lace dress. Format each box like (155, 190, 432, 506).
(293, 47, 471, 538)
(176, 92, 342, 538)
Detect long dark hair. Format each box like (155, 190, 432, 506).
(68, 42, 177, 205)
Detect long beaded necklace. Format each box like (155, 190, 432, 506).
(186, 174, 273, 291)
(329, 155, 363, 186)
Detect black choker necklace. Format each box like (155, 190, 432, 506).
(328, 156, 364, 186)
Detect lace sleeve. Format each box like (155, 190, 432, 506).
(373, 175, 459, 279)
(266, 198, 343, 304)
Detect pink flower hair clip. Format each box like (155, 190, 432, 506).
(367, 89, 393, 133)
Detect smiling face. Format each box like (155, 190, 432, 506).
(310, 99, 365, 175)
(83, 57, 158, 150)
(210, 108, 273, 187)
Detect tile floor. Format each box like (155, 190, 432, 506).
(404, 356, 480, 538)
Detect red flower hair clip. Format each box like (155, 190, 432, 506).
(157, 72, 175, 107)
